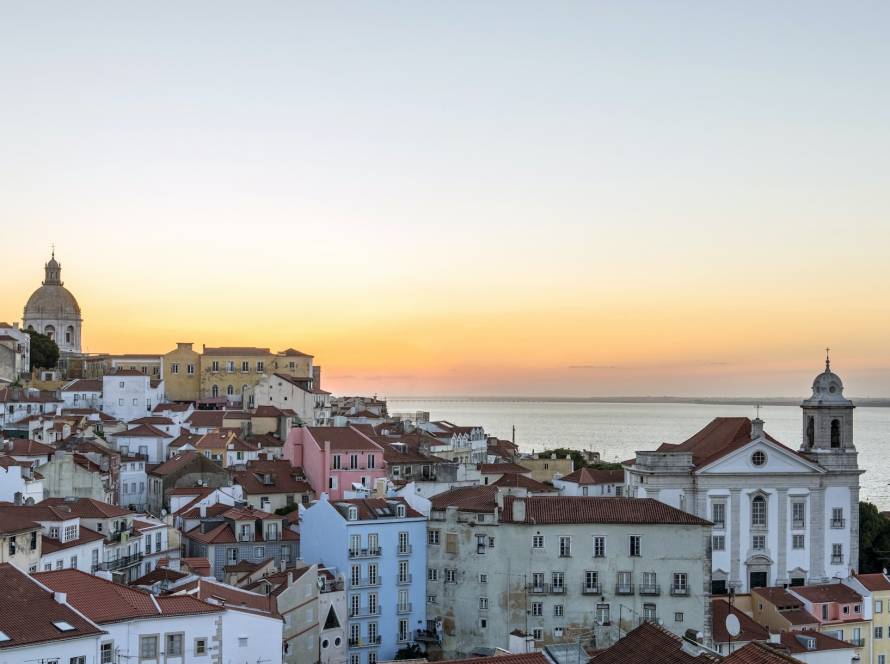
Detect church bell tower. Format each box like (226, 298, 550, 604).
(799, 350, 857, 470)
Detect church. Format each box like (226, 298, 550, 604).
(624, 357, 861, 594)
(23, 251, 83, 354)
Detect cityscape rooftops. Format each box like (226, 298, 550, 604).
(790, 583, 862, 605)
(305, 425, 383, 452)
(558, 467, 624, 485)
(853, 572, 890, 591)
(711, 600, 768, 643)
(40, 497, 133, 519)
(502, 496, 713, 526)
(331, 497, 423, 521)
(588, 621, 720, 664)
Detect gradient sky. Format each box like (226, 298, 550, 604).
(2, 2, 890, 397)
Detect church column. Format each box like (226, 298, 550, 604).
(850, 482, 861, 572)
(809, 486, 827, 582)
(730, 489, 741, 590)
(776, 489, 788, 585)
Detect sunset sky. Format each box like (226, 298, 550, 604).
(2, 2, 890, 397)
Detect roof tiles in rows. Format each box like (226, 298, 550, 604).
(40, 497, 133, 519)
(590, 621, 721, 664)
(0, 563, 105, 650)
(153, 402, 192, 413)
(128, 416, 175, 426)
(34, 569, 222, 624)
(479, 462, 529, 475)
(723, 642, 806, 664)
(40, 527, 105, 554)
(61, 379, 102, 392)
(331, 497, 424, 520)
(558, 466, 624, 485)
(186, 411, 226, 428)
(306, 426, 383, 452)
(194, 578, 279, 616)
(853, 573, 890, 591)
(711, 600, 769, 643)
(502, 496, 712, 526)
(491, 473, 555, 493)
(777, 629, 854, 654)
(791, 583, 862, 604)
(116, 423, 171, 438)
(430, 485, 500, 512)
(148, 451, 207, 476)
(6, 438, 56, 456)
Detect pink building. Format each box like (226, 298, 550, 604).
(284, 426, 386, 500)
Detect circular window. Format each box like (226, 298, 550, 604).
(322, 640, 329, 649)
(334, 637, 342, 647)
(829, 385, 837, 394)
(751, 451, 767, 466)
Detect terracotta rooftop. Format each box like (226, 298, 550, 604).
(40, 497, 132, 519)
(149, 451, 217, 476)
(503, 496, 712, 526)
(712, 599, 768, 643)
(153, 402, 193, 413)
(5, 438, 55, 456)
(186, 410, 227, 428)
(558, 467, 624, 485)
(722, 642, 806, 664)
(61, 378, 102, 392)
(117, 423, 171, 438)
(130, 566, 189, 587)
(491, 473, 555, 493)
(128, 416, 175, 426)
(479, 462, 530, 475)
(279, 348, 312, 357)
(331, 497, 424, 521)
(436, 655, 549, 664)
(0, 563, 105, 650)
(853, 572, 890, 591)
(34, 569, 222, 624)
(430, 485, 500, 512)
(231, 460, 311, 495)
(777, 629, 854, 655)
(791, 583, 862, 605)
(589, 621, 720, 664)
(306, 426, 383, 452)
(193, 578, 279, 616)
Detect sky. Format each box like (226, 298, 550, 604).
(2, 2, 889, 398)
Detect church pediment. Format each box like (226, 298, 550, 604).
(696, 437, 825, 476)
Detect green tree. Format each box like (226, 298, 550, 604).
(548, 447, 622, 471)
(859, 501, 890, 573)
(393, 644, 424, 660)
(27, 329, 59, 370)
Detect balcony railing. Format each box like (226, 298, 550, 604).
(397, 603, 413, 614)
(321, 579, 345, 593)
(349, 636, 382, 648)
(831, 519, 846, 529)
(92, 552, 144, 572)
(397, 574, 413, 585)
(581, 583, 602, 595)
(348, 547, 382, 559)
(348, 606, 380, 618)
(397, 545, 413, 555)
(670, 586, 690, 596)
(792, 520, 806, 529)
(639, 584, 661, 596)
(615, 583, 635, 595)
(550, 584, 566, 594)
(352, 577, 382, 588)
(849, 638, 865, 647)
(415, 629, 440, 643)
(528, 583, 549, 594)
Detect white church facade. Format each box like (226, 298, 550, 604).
(624, 358, 861, 594)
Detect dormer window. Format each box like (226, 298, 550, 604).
(348, 506, 358, 521)
(396, 504, 406, 518)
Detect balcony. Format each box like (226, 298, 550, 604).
(397, 603, 413, 614)
(581, 583, 602, 595)
(348, 606, 380, 618)
(792, 520, 806, 530)
(549, 584, 566, 594)
(352, 577, 382, 588)
(107, 527, 135, 543)
(348, 636, 382, 648)
(615, 584, 635, 595)
(528, 583, 549, 594)
(397, 574, 413, 585)
(639, 584, 661, 596)
(670, 586, 690, 596)
(415, 629, 440, 644)
(348, 547, 382, 559)
(397, 545, 413, 556)
(92, 552, 144, 572)
(849, 638, 865, 647)
(831, 519, 846, 529)
(321, 579, 345, 593)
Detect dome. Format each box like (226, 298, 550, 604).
(24, 284, 82, 319)
(803, 352, 851, 405)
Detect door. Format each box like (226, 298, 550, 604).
(749, 571, 768, 589)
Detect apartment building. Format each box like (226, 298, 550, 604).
(425, 488, 712, 658)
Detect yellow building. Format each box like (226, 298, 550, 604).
(107, 354, 163, 378)
(162, 342, 201, 401)
(519, 453, 574, 483)
(850, 573, 890, 664)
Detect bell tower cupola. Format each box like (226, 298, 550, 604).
(800, 350, 856, 469)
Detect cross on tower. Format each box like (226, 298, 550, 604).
(51, 242, 55, 259)
(825, 347, 831, 372)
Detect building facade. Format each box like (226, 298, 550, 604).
(22, 252, 83, 354)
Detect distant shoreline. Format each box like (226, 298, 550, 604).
(388, 396, 890, 407)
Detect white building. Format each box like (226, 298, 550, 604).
(112, 422, 174, 464)
(624, 359, 861, 594)
(0, 321, 30, 382)
(0, 455, 44, 504)
(60, 378, 103, 410)
(254, 372, 333, 426)
(552, 467, 624, 496)
(102, 369, 165, 423)
(0, 386, 61, 430)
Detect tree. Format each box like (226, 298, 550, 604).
(393, 644, 424, 660)
(27, 329, 59, 370)
(548, 447, 622, 471)
(859, 502, 890, 573)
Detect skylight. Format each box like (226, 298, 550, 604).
(53, 621, 76, 632)
(0, 630, 10, 642)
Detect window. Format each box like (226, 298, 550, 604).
(593, 536, 605, 557)
(831, 419, 841, 447)
(226, 361, 235, 373)
(552, 571, 564, 591)
(56, 559, 63, 570)
(30, 531, 37, 550)
(166, 633, 183, 657)
(559, 536, 571, 557)
(479, 597, 488, 610)
(831, 543, 844, 564)
(643, 603, 657, 621)
(792, 534, 805, 549)
(877, 599, 884, 613)
(675, 612, 684, 622)
(876, 626, 884, 639)
(480, 573, 487, 583)
(445, 569, 456, 583)
(596, 603, 610, 624)
(238, 636, 248, 647)
(832, 507, 845, 528)
(532, 534, 544, 548)
(428, 529, 440, 545)
(585, 571, 599, 592)
(428, 568, 438, 582)
(170, 363, 179, 374)
(140, 635, 158, 659)
(70, 658, 85, 664)
(226, 384, 234, 396)
(100, 642, 114, 663)
(368, 454, 376, 470)
(752, 534, 766, 550)
(751, 450, 766, 466)
(629, 535, 641, 557)
(532, 602, 543, 616)
(242, 361, 250, 372)
(532, 628, 543, 641)
(398, 619, 408, 642)
(554, 604, 564, 616)
(712, 535, 725, 551)
(792, 501, 806, 527)
(476, 534, 488, 554)
(398, 560, 409, 584)
(672, 573, 688, 594)
(617, 571, 632, 593)
(187, 363, 195, 375)
(256, 361, 265, 372)
(712, 502, 725, 528)
(751, 495, 767, 527)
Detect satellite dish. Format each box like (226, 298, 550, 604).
(725, 613, 741, 638)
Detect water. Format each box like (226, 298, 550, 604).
(388, 399, 890, 510)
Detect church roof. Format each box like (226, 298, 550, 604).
(23, 254, 82, 320)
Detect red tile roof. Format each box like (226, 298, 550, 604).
(34, 569, 222, 623)
(777, 629, 854, 654)
(61, 378, 102, 392)
(430, 485, 500, 512)
(40, 527, 105, 554)
(306, 426, 383, 452)
(558, 467, 624, 485)
(0, 563, 105, 650)
(853, 573, 890, 591)
(723, 642, 806, 664)
(6, 438, 55, 456)
(479, 462, 530, 475)
(128, 416, 175, 426)
(437, 655, 549, 664)
(712, 599, 768, 643)
(491, 473, 555, 493)
(231, 460, 311, 495)
(590, 621, 720, 664)
(117, 423, 171, 438)
(40, 497, 133, 519)
(279, 348, 312, 357)
(331, 497, 424, 520)
(153, 402, 192, 413)
(503, 496, 712, 525)
(186, 410, 227, 428)
(193, 578, 279, 616)
(791, 583, 862, 604)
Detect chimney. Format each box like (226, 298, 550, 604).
(512, 498, 526, 522)
(312, 366, 321, 391)
(495, 490, 504, 511)
(200, 504, 207, 518)
(14, 492, 22, 506)
(751, 418, 764, 440)
(53, 591, 67, 604)
(375, 478, 387, 497)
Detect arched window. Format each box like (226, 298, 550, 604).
(226, 385, 234, 396)
(830, 419, 841, 448)
(65, 326, 74, 344)
(751, 495, 767, 528)
(806, 417, 815, 447)
(211, 384, 219, 398)
(44, 324, 55, 340)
